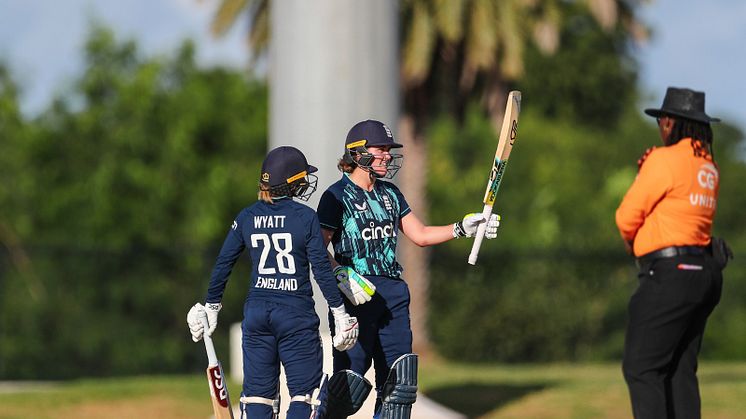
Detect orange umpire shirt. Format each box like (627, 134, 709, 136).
(616, 139, 719, 257)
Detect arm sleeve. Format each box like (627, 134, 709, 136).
(205, 214, 246, 303)
(306, 211, 344, 308)
(317, 189, 343, 231)
(615, 151, 672, 242)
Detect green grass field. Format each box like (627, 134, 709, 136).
(420, 361, 746, 418)
(2, 362, 745, 418)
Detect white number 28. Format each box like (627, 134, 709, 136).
(250, 233, 296, 274)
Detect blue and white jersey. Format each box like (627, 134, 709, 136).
(206, 198, 343, 311)
(317, 174, 411, 279)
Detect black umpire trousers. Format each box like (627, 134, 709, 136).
(622, 253, 722, 419)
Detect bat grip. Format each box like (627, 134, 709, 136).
(468, 204, 493, 265)
(201, 314, 219, 367)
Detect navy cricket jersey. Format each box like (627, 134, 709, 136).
(317, 174, 411, 278)
(205, 198, 344, 311)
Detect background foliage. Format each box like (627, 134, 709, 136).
(0, 27, 266, 378)
(426, 105, 746, 362)
(0, 22, 744, 378)
(425, 16, 746, 361)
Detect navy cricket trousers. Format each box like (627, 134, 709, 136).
(330, 276, 413, 403)
(242, 299, 323, 419)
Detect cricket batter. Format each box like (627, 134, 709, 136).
(317, 120, 501, 418)
(187, 146, 360, 419)
(616, 87, 725, 418)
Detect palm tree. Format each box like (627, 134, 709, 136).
(208, 0, 648, 357)
(397, 0, 647, 357)
(210, 0, 269, 68)
(400, 0, 647, 130)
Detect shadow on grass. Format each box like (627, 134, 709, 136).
(425, 382, 548, 418)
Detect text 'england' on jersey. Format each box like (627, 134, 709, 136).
(206, 198, 344, 312)
(244, 202, 311, 298)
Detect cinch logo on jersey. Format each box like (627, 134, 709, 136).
(256, 276, 298, 291)
(361, 221, 397, 240)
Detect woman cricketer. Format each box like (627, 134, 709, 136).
(187, 146, 359, 419)
(317, 119, 500, 419)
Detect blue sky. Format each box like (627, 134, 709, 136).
(636, 0, 746, 129)
(0, 0, 247, 115)
(1, 0, 744, 130)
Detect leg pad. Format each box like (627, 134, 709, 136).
(313, 370, 373, 419)
(379, 354, 418, 419)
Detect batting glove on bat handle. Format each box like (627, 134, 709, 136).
(204, 302, 222, 337)
(186, 303, 206, 342)
(484, 214, 501, 239)
(454, 213, 501, 238)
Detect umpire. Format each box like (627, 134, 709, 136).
(616, 87, 724, 418)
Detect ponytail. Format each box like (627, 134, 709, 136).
(667, 118, 715, 160)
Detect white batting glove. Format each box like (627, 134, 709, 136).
(186, 303, 206, 342)
(330, 305, 359, 351)
(204, 302, 222, 337)
(484, 214, 500, 239)
(334, 266, 376, 306)
(453, 213, 501, 238)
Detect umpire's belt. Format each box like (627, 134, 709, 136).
(637, 245, 706, 266)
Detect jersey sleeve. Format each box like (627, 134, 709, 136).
(205, 212, 246, 303)
(615, 150, 672, 242)
(306, 211, 344, 308)
(317, 189, 344, 231)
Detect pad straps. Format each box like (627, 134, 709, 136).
(239, 395, 276, 406)
(379, 353, 418, 419)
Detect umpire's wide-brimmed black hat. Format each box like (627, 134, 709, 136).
(345, 120, 403, 149)
(261, 146, 317, 187)
(645, 87, 720, 123)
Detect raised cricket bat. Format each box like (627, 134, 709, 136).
(468, 90, 521, 265)
(201, 316, 234, 419)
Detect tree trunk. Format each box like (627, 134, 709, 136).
(485, 78, 509, 133)
(269, 0, 399, 335)
(397, 114, 433, 358)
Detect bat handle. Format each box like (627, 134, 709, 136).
(468, 204, 493, 265)
(201, 314, 219, 367)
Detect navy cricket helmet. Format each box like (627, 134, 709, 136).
(260, 146, 318, 201)
(343, 120, 403, 179)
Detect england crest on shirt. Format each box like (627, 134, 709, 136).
(382, 194, 392, 211)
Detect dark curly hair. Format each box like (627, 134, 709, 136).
(666, 117, 715, 160)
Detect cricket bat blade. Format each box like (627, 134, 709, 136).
(468, 90, 521, 265)
(201, 315, 234, 419)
